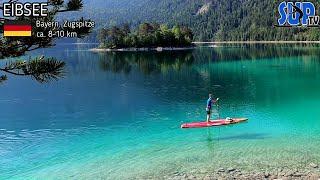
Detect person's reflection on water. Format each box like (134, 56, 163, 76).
(206, 128, 218, 156)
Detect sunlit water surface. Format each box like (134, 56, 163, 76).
(1, 44, 320, 179)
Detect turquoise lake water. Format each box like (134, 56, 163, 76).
(1, 44, 320, 179)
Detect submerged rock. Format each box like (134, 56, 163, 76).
(227, 168, 236, 173)
(183, 174, 188, 179)
(264, 172, 270, 178)
(285, 170, 294, 177)
(308, 174, 320, 180)
(294, 172, 303, 177)
(165, 167, 320, 180)
(203, 175, 215, 180)
(270, 175, 277, 179)
(217, 168, 225, 172)
(310, 163, 319, 168)
(173, 171, 180, 175)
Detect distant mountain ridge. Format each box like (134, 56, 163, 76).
(76, 0, 320, 41)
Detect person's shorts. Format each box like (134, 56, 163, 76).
(206, 109, 211, 115)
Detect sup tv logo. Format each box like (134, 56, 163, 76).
(276, 1, 319, 27)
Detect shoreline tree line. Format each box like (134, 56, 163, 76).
(97, 22, 194, 49)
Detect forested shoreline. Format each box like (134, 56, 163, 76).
(97, 23, 194, 49)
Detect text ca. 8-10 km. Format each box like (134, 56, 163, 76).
(35, 20, 95, 38)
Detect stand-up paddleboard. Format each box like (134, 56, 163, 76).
(181, 118, 248, 128)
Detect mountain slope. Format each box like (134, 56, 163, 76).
(77, 0, 320, 41)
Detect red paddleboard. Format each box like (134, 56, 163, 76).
(181, 118, 248, 128)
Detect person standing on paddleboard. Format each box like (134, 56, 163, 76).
(206, 94, 219, 123)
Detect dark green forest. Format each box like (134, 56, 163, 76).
(77, 0, 320, 42)
(98, 23, 193, 48)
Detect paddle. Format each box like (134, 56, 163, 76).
(215, 98, 220, 119)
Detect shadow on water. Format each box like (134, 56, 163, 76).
(214, 133, 270, 141)
(204, 131, 270, 155)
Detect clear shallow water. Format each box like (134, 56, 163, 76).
(1, 44, 320, 179)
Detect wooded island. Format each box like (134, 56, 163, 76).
(97, 23, 194, 50)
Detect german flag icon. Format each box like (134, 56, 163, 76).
(4, 21, 32, 37)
